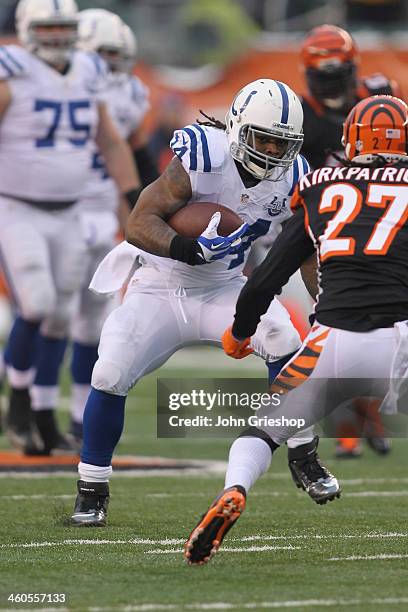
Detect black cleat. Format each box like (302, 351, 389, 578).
(30, 409, 77, 456)
(184, 485, 246, 565)
(288, 436, 341, 505)
(71, 480, 109, 527)
(6, 388, 41, 453)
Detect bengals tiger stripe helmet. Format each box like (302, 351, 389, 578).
(301, 24, 358, 107)
(342, 95, 408, 162)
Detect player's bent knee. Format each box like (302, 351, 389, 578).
(20, 287, 56, 322)
(92, 359, 127, 395)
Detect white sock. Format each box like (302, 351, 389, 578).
(7, 365, 36, 388)
(78, 461, 112, 483)
(286, 427, 315, 448)
(224, 437, 272, 493)
(30, 384, 59, 410)
(71, 383, 91, 424)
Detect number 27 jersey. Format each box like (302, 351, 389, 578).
(292, 162, 408, 330)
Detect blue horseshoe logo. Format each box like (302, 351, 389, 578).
(231, 90, 258, 116)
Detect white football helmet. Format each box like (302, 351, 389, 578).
(16, 0, 78, 66)
(78, 9, 135, 74)
(122, 24, 138, 74)
(226, 79, 304, 180)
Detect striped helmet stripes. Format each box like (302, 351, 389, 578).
(343, 95, 408, 162)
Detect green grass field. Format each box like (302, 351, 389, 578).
(1, 350, 408, 611)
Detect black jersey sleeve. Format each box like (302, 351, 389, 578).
(231, 205, 315, 339)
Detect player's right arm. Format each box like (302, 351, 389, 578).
(125, 155, 192, 257)
(126, 144, 248, 265)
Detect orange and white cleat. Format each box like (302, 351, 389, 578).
(184, 485, 246, 565)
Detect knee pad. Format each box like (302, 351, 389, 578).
(40, 292, 78, 338)
(20, 277, 56, 321)
(92, 358, 125, 395)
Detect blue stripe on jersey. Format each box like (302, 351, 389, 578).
(299, 154, 310, 174)
(53, 0, 60, 11)
(183, 127, 198, 171)
(0, 47, 23, 72)
(275, 81, 289, 123)
(192, 124, 211, 172)
(288, 157, 299, 196)
(90, 52, 103, 75)
(0, 56, 13, 77)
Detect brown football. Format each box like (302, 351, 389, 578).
(167, 202, 243, 238)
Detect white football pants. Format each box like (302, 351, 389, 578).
(91, 265, 302, 396)
(258, 322, 401, 445)
(0, 195, 87, 337)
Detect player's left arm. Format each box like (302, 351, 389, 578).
(95, 102, 141, 209)
(231, 205, 315, 341)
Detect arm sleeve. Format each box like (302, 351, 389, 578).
(231, 205, 315, 339)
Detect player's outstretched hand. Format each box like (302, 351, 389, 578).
(196, 212, 248, 264)
(222, 326, 253, 359)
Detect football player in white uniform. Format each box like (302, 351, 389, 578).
(70, 79, 340, 527)
(29, 9, 158, 450)
(2, 0, 140, 454)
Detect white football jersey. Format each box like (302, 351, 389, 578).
(0, 45, 106, 202)
(138, 124, 310, 286)
(81, 74, 150, 212)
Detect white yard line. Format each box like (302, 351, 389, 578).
(2, 532, 407, 550)
(348, 490, 408, 497)
(88, 598, 408, 611)
(329, 553, 408, 561)
(145, 545, 301, 555)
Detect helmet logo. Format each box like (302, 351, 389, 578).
(231, 90, 257, 116)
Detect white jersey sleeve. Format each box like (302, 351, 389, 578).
(170, 124, 225, 199)
(0, 45, 28, 80)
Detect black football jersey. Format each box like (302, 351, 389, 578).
(232, 161, 408, 338)
(301, 74, 400, 169)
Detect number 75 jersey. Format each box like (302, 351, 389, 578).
(291, 162, 408, 331)
(0, 45, 105, 202)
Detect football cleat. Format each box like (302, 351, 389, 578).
(71, 480, 109, 527)
(184, 485, 246, 565)
(6, 388, 42, 454)
(366, 436, 391, 456)
(288, 436, 341, 505)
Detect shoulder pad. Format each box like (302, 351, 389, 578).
(0, 45, 28, 79)
(78, 50, 108, 79)
(170, 124, 226, 174)
(288, 154, 311, 196)
(76, 50, 108, 96)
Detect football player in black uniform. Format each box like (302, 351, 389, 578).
(300, 24, 401, 456)
(184, 95, 408, 565)
(301, 24, 402, 170)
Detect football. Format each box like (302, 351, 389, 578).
(167, 202, 243, 238)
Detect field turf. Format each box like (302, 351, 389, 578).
(0, 351, 408, 611)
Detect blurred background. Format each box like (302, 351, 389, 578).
(0, 0, 407, 337)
